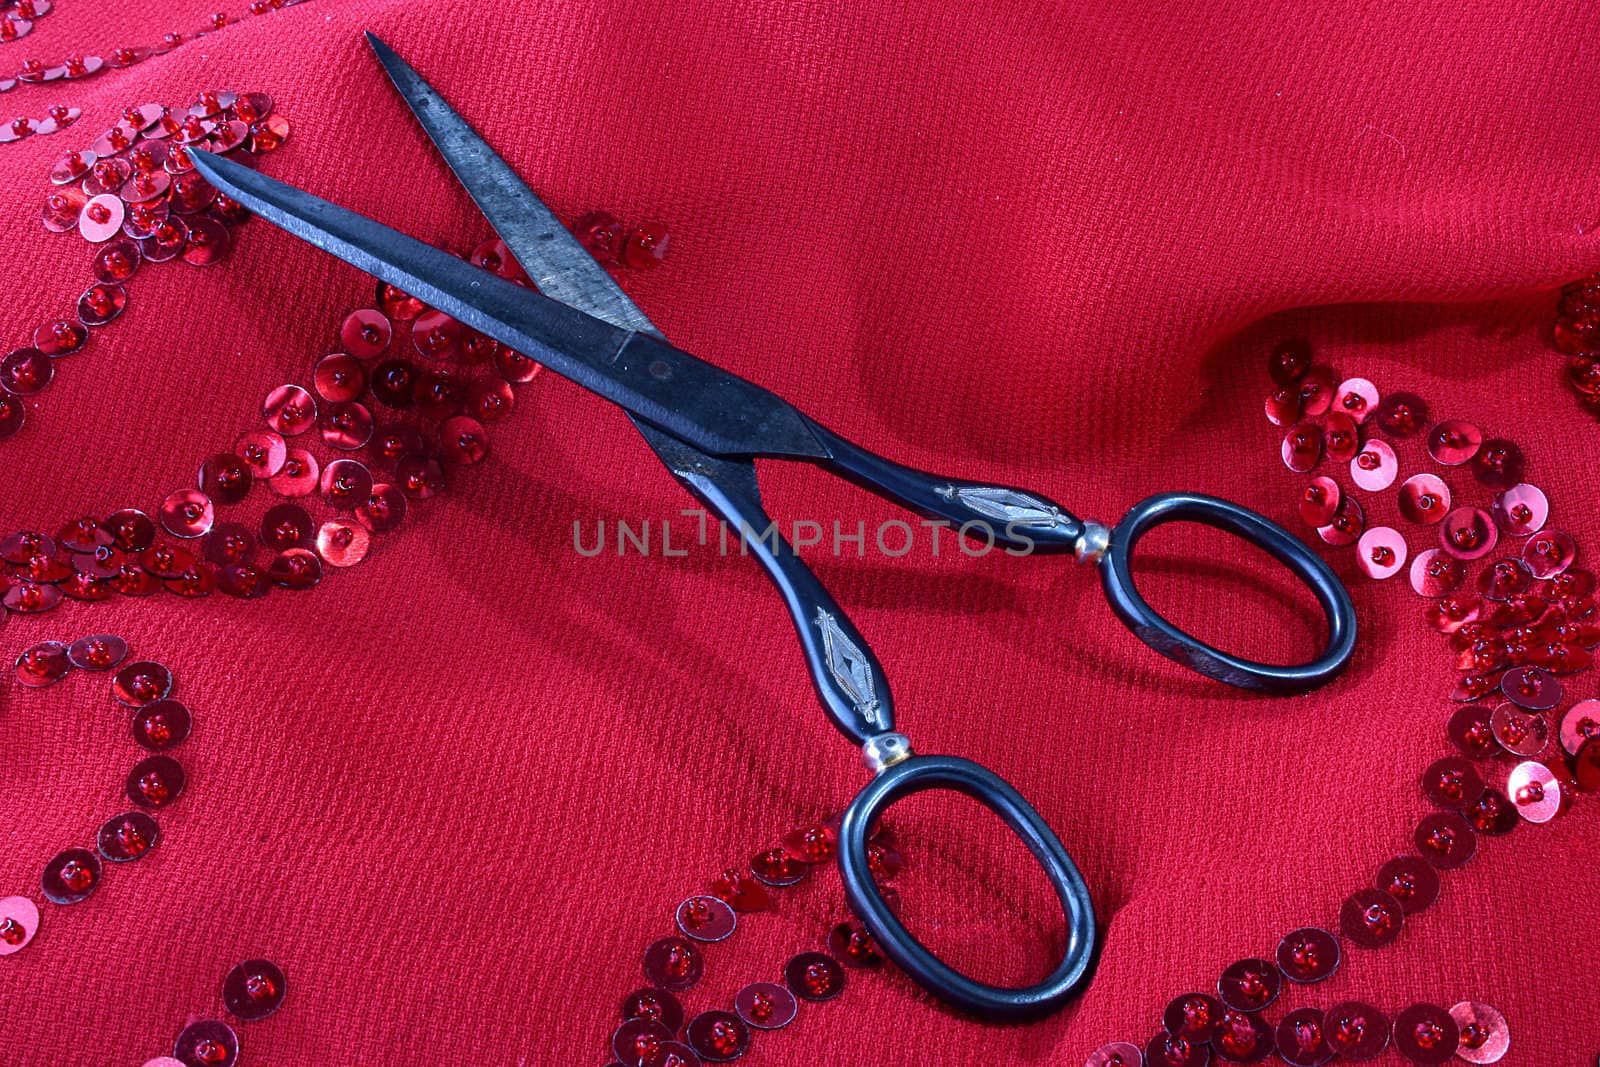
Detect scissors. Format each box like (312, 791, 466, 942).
(190, 34, 1355, 1022)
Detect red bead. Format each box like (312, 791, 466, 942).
(575, 210, 624, 263)
(782, 823, 836, 863)
(828, 921, 885, 968)
(709, 868, 769, 912)
(1267, 339, 1311, 385)
(621, 221, 670, 269)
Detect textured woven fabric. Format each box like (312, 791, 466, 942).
(1, 0, 1597, 1063)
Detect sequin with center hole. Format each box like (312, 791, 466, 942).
(78, 193, 125, 242)
(1274, 927, 1339, 983)
(262, 384, 316, 436)
(686, 1010, 749, 1063)
(77, 281, 128, 325)
(96, 810, 160, 861)
(1334, 377, 1378, 422)
(439, 415, 489, 465)
(1323, 412, 1359, 463)
(1449, 1001, 1509, 1064)
(105, 509, 155, 552)
(1502, 665, 1561, 710)
(1466, 786, 1519, 835)
(1317, 496, 1364, 547)
(1298, 476, 1339, 527)
(173, 1020, 238, 1067)
(1086, 1042, 1145, 1067)
(1414, 810, 1476, 868)
(395, 455, 445, 499)
(314, 353, 367, 402)
(222, 958, 287, 1022)
(316, 519, 370, 567)
(1339, 887, 1403, 947)
(50, 148, 96, 184)
(133, 698, 192, 751)
(1213, 1008, 1273, 1064)
(3, 581, 63, 613)
(259, 504, 314, 550)
(112, 660, 172, 706)
(127, 754, 185, 809)
(1392, 1003, 1458, 1065)
(43, 186, 89, 233)
(340, 308, 392, 359)
(92, 238, 142, 284)
(468, 377, 515, 422)
(1398, 473, 1450, 525)
(749, 847, 808, 886)
(1561, 700, 1600, 755)
(411, 309, 462, 360)
(1490, 703, 1548, 756)
(1350, 438, 1401, 492)
(42, 847, 100, 905)
(1476, 558, 1531, 600)
(0, 896, 40, 955)
(1506, 760, 1561, 823)
(1281, 421, 1321, 473)
(159, 488, 214, 538)
(0, 395, 22, 441)
(642, 936, 702, 992)
(1324, 1001, 1390, 1061)
(370, 359, 419, 408)
(1440, 507, 1496, 560)
(1356, 526, 1406, 580)
(15, 640, 70, 688)
(67, 634, 128, 670)
(1410, 549, 1463, 598)
(235, 430, 287, 478)
(1522, 530, 1575, 579)
(1426, 420, 1482, 466)
(356, 483, 407, 533)
(1276, 1008, 1332, 1067)
(1164, 993, 1223, 1042)
(198, 453, 254, 504)
(181, 215, 231, 266)
(1145, 1032, 1209, 1067)
(319, 401, 374, 451)
(34, 319, 88, 356)
(784, 951, 844, 1001)
(1, 347, 52, 396)
(1216, 957, 1279, 1012)
(268, 548, 322, 589)
(1491, 483, 1548, 536)
(622, 987, 685, 1033)
(202, 523, 254, 566)
(271, 449, 320, 497)
(1470, 438, 1523, 489)
(674, 895, 736, 942)
(1375, 854, 1440, 913)
(1260, 388, 1299, 428)
(613, 1017, 675, 1067)
(320, 458, 374, 511)
(1421, 756, 1482, 808)
(732, 981, 796, 1031)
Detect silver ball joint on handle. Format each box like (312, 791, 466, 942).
(1074, 521, 1111, 565)
(862, 732, 913, 774)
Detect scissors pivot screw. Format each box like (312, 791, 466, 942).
(1074, 521, 1110, 564)
(862, 732, 913, 774)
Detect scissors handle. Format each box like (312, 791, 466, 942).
(1100, 492, 1357, 693)
(837, 752, 1097, 1021)
(800, 419, 1088, 552)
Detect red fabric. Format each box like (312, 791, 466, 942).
(2, 1, 1597, 1063)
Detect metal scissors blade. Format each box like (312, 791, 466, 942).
(186, 147, 828, 461)
(364, 32, 660, 340)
